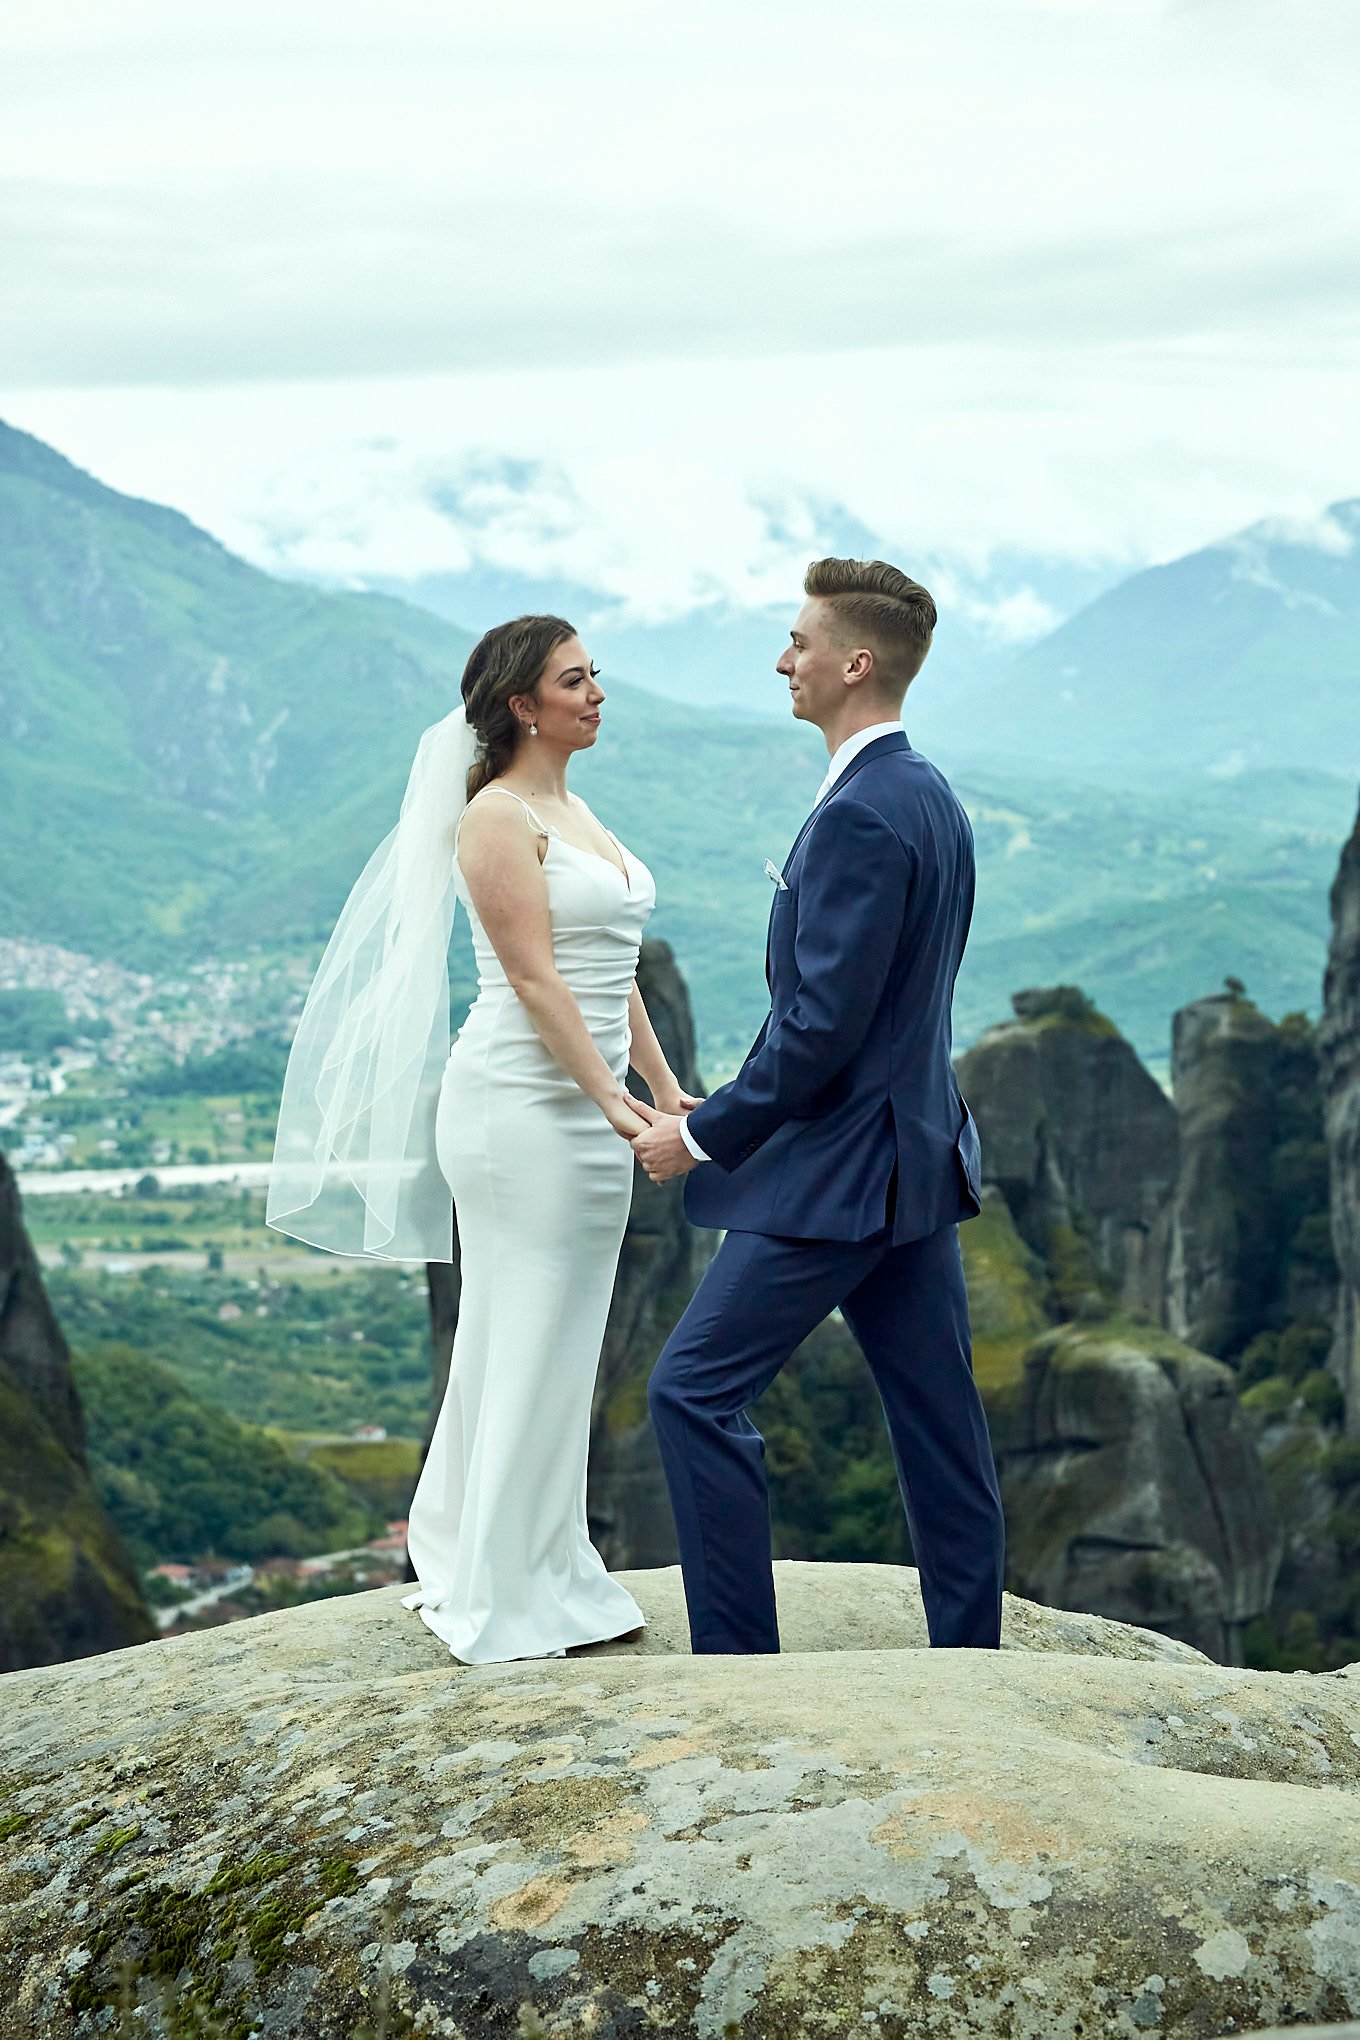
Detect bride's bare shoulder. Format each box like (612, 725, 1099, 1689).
(458, 786, 549, 861)
(463, 785, 534, 826)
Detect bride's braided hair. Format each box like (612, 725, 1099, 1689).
(460, 614, 576, 798)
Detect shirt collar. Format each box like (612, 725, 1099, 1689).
(814, 721, 904, 803)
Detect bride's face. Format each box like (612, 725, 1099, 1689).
(524, 636, 606, 752)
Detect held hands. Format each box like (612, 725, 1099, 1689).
(604, 1092, 651, 1141)
(627, 1095, 702, 1185)
(649, 1082, 703, 1119)
(604, 1077, 700, 1146)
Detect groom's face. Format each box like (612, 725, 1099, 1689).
(777, 599, 849, 730)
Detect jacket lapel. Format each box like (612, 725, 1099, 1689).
(783, 798, 821, 871)
(787, 731, 910, 867)
(822, 728, 910, 800)
(765, 731, 911, 985)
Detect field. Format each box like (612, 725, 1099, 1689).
(31, 1186, 434, 1439)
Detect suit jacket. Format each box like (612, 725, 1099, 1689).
(683, 729, 982, 1244)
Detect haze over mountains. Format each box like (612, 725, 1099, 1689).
(0, 418, 1354, 1066)
(361, 483, 1360, 787)
(359, 497, 1128, 727)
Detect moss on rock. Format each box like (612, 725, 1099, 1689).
(990, 1318, 1282, 1661)
(2, 1568, 1357, 2038)
(960, 1189, 1051, 1395)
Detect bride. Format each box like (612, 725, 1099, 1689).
(267, 615, 697, 1662)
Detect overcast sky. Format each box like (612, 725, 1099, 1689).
(2, 0, 1358, 624)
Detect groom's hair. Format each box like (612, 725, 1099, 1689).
(804, 557, 936, 697)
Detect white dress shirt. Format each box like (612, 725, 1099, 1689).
(809, 719, 905, 807)
(679, 719, 904, 1163)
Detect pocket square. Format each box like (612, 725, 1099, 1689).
(764, 858, 789, 891)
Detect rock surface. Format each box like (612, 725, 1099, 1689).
(1231, 2028, 1360, 2040)
(958, 986, 1178, 1320)
(591, 1561, 1209, 1663)
(0, 1148, 152, 1672)
(2, 1562, 1358, 2040)
(989, 1322, 1282, 1664)
(1322, 796, 1360, 1430)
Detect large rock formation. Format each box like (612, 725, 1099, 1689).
(588, 939, 705, 1571)
(1321, 796, 1360, 1430)
(1167, 988, 1335, 1360)
(957, 986, 1178, 1319)
(952, 1009, 1283, 1657)
(991, 1320, 1282, 1663)
(0, 1149, 153, 1671)
(2, 1563, 1357, 2039)
(963, 1191, 1280, 1663)
(1166, 991, 1284, 1355)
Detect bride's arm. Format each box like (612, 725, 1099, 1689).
(627, 982, 700, 1117)
(458, 800, 647, 1139)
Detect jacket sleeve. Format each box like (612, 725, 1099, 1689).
(686, 797, 911, 1172)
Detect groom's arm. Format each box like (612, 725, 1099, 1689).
(685, 798, 911, 1172)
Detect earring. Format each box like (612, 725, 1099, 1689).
(529, 722, 538, 737)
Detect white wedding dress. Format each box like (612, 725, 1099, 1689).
(400, 789, 654, 1663)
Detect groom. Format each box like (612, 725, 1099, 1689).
(629, 555, 1005, 1654)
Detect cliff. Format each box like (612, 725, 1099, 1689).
(992, 1319, 1281, 1662)
(957, 985, 1177, 1318)
(962, 1190, 1280, 1662)
(958, 1000, 1286, 1660)
(1321, 796, 1360, 1430)
(1167, 988, 1335, 1360)
(2, 1563, 1357, 2039)
(589, 938, 705, 1570)
(0, 1150, 153, 1671)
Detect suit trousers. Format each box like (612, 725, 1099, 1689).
(647, 1218, 1005, 1654)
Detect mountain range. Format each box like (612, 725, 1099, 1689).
(955, 503, 1360, 784)
(361, 521, 1127, 726)
(0, 418, 1354, 1067)
(368, 494, 1360, 789)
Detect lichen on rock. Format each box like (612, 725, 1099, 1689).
(2, 1563, 1357, 2038)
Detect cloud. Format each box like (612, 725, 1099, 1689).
(2, 177, 1357, 393)
(956, 588, 1065, 647)
(1, 0, 1358, 606)
(1, 2, 1358, 389)
(1240, 508, 1356, 556)
(6, 322, 1359, 626)
(243, 447, 876, 626)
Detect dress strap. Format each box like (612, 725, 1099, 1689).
(459, 785, 561, 844)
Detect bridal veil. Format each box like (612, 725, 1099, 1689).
(266, 705, 477, 1262)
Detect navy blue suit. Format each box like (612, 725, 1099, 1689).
(648, 729, 1005, 1653)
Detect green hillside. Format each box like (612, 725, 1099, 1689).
(71, 1342, 379, 1565)
(946, 765, 1355, 1057)
(1, 419, 1354, 1069)
(0, 419, 477, 958)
